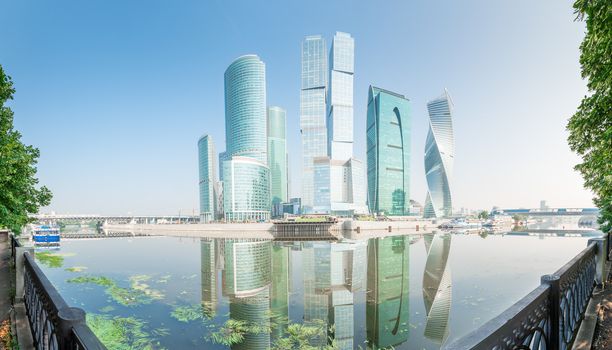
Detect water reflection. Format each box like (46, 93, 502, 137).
(40, 232, 586, 349)
(422, 233, 452, 345)
(366, 236, 410, 349)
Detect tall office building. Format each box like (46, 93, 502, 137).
(198, 135, 217, 223)
(300, 32, 366, 216)
(424, 90, 455, 218)
(366, 236, 410, 349)
(366, 86, 411, 216)
(327, 32, 354, 161)
(300, 36, 328, 213)
(422, 234, 452, 344)
(267, 106, 288, 210)
(222, 157, 270, 222)
(223, 55, 270, 221)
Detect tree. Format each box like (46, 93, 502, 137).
(0, 65, 52, 234)
(477, 210, 489, 220)
(567, 1, 611, 233)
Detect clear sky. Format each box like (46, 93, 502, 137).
(0, 0, 594, 215)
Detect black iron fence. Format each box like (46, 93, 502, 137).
(9, 233, 107, 350)
(446, 236, 607, 350)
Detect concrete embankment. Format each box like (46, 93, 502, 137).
(104, 220, 435, 240)
(341, 219, 435, 239)
(103, 223, 275, 239)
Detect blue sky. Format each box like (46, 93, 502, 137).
(0, 0, 593, 215)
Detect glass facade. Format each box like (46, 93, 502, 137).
(198, 135, 217, 222)
(327, 32, 354, 162)
(224, 55, 267, 164)
(223, 55, 270, 221)
(300, 36, 328, 213)
(222, 157, 270, 222)
(424, 90, 454, 218)
(366, 86, 411, 216)
(267, 106, 288, 208)
(366, 236, 410, 349)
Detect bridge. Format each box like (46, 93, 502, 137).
(492, 207, 599, 217)
(32, 214, 200, 224)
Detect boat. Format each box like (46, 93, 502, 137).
(32, 225, 61, 245)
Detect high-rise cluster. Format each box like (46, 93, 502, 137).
(301, 32, 367, 216)
(198, 32, 455, 221)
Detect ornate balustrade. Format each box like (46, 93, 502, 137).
(22, 251, 106, 350)
(445, 236, 607, 350)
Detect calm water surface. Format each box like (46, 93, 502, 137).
(35, 232, 595, 349)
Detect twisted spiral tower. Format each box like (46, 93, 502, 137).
(424, 89, 455, 218)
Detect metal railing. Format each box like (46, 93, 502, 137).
(446, 236, 606, 350)
(20, 249, 107, 349)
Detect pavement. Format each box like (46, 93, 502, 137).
(592, 267, 612, 349)
(0, 233, 10, 324)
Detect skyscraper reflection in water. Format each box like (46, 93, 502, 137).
(366, 236, 410, 349)
(422, 233, 452, 345)
(223, 240, 272, 350)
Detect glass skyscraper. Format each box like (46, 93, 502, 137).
(300, 36, 328, 213)
(223, 55, 270, 221)
(222, 157, 270, 222)
(327, 32, 355, 162)
(366, 86, 411, 216)
(198, 134, 217, 222)
(267, 106, 288, 210)
(424, 90, 455, 218)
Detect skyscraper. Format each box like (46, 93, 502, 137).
(267, 106, 288, 211)
(366, 86, 411, 216)
(300, 32, 366, 216)
(198, 135, 217, 222)
(223, 55, 270, 221)
(300, 36, 328, 213)
(327, 32, 355, 161)
(424, 90, 455, 218)
(222, 157, 270, 222)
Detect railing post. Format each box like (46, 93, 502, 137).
(15, 246, 34, 302)
(58, 307, 87, 349)
(541, 274, 560, 350)
(588, 237, 606, 286)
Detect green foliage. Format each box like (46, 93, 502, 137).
(568, 1, 612, 232)
(477, 211, 489, 220)
(0, 65, 52, 234)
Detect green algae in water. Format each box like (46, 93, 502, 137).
(65, 266, 88, 272)
(86, 313, 165, 350)
(207, 319, 249, 346)
(35, 252, 75, 268)
(170, 305, 204, 323)
(67, 275, 164, 307)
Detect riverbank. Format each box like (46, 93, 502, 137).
(103, 219, 435, 240)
